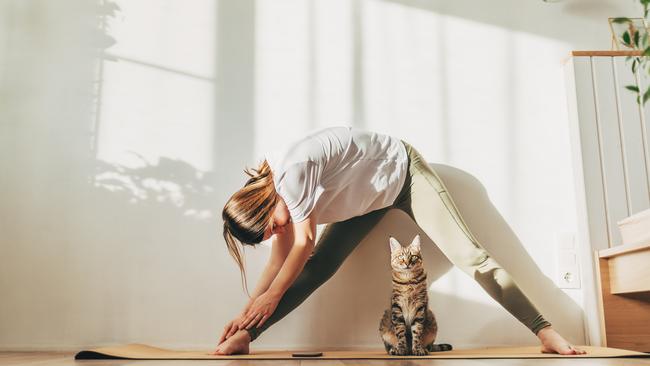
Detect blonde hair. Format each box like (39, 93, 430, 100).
(222, 159, 278, 293)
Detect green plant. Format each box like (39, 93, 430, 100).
(612, 0, 650, 105)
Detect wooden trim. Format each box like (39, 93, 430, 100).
(599, 241, 650, 258)
(594, 252, 608, 346)
(572, 51, 643, 57)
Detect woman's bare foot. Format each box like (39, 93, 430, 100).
(537, 326, 586, 355)
(213, 329, 251, 355)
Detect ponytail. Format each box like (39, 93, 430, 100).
(222, 160, 278, 294)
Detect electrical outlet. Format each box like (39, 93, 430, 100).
(558, 268, 581, 289)
(556, 232, 581, 289)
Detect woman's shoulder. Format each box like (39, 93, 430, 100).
(267, 127, 349, 165)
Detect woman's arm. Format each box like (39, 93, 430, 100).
(239, 215, 317, 329)
(264, 217, 315, 297)
(247, 229, 294, 301)
(219, 228, 294, 343)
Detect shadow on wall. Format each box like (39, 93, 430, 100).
(262, 163, 584, 348)
(92, 153, 218, 220)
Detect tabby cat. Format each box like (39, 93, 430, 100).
(379, 235, 452, 355)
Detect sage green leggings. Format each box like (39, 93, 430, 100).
(246, 142, 550, 341)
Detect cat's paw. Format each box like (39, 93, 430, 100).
(412, 346, 429, 356)
(390, 346, 409, 356)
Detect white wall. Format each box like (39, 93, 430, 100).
(0, 0, 641, 351)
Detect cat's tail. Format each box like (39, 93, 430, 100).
(426, 343, 453, 352)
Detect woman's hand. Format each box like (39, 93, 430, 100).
(217, 313, 247, 345)
(239, 291, 281, 330)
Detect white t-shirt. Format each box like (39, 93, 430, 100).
(265, 127, 408, 224)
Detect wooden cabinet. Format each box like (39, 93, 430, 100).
(595, 243, 650, 352)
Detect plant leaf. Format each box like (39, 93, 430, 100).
(633, 58, 638, 73)
(635, 29, 640, 47)
(643, 87, 650, 105)
(612, 17, 632, 24)
(643, 87, 650, 104)
(626, 85, 640, 92)
(623, 31, 632, 47)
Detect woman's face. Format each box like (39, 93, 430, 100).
(262, 197, 291, 241)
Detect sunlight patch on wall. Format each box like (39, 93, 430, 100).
(254, 0, 353, 158)
(93, 0, 216, 219)
(254, 0, 311, 156)
(95, 0, 216, 172)
(106, 0, 215, 80)
(430, 266, 500, 307)
(362, 0, 447, 152)
(96, 60, 214, 170)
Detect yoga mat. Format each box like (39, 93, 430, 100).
(75, 343, 650, 360)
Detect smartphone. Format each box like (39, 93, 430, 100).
(291, 351, 323, 357)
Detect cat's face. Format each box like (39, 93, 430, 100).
(389, 235, 422, 271)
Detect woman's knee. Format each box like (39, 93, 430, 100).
(449, 245, 491, 271)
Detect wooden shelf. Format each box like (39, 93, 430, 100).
(571, 50, 643, 57)
(599, 242, 650, 294)
(600, 241, 650, 258)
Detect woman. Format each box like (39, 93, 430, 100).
(214, 126, 585, 355)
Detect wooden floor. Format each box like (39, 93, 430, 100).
(1, 352, 650, 366)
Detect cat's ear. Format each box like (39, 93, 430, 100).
(409, 234, 421, 252)
(389, 237, 402, 253)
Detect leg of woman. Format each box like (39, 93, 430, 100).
(245, 207, 390, 342)
(395, 143, 584, 354)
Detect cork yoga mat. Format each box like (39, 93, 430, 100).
(75, 343, 650, 360)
